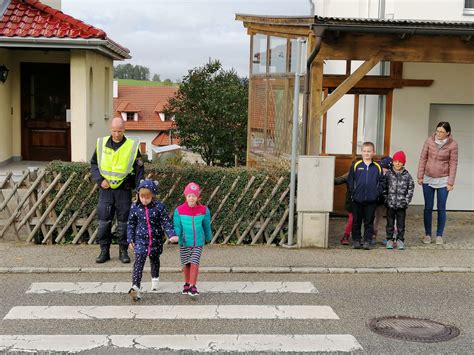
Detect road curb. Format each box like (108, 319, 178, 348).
(0, 266, 471, 274)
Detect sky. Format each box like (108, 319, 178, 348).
(62, 0, 310, 81)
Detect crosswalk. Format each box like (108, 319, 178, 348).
(1, 281, 363, 353)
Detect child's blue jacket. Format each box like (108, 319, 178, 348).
(347, 160, 385, 203)
(127, 200, 176, 255)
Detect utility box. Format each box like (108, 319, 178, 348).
(296, 156, 335, 248)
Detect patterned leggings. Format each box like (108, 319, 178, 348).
(132, 252, 160, 288)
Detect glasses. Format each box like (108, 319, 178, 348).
(435, 130, 447, 134)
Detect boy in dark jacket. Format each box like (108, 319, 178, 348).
(385, 151, 415, 250)
(347, 142, 384, 250)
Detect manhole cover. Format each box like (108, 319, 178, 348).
(368, 316, 460, 343)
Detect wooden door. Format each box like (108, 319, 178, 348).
(21, 63, 71, 161)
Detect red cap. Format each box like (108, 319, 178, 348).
(392, 151, 406, 165)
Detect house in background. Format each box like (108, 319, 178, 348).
(0, 0, 130, 165)
(237, 0, 474, 211)
(113, 83, 179, 161)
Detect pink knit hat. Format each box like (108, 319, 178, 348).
(184, 182, 201, 197)
(392, 151, 406, 165)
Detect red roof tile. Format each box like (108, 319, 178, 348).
(0, 0, 106, 39)
(113, 85, 178, 132)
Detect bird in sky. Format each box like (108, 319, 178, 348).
(337, 117, 346, 125)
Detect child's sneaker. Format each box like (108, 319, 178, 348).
(435, 236, 444, 245)
(362, 241, 371, 250)
(151, 277, 159, 291)
(340, 235, 350, 245)
(189, 285, 199, 297)
(382, 239, 388, 246)
(352, 240, 361, 249)
(369, 237, 376, 246)
(182, 283, 190, 295)
(396, 240, 405, 250)
(422, 235, 432, 244)
(386, 240, 394, 249)
(128, 285, 141, 303)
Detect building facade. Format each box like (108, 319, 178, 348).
(237, 0, 474, 211)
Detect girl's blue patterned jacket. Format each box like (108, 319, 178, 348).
(127, 200, 176, 255)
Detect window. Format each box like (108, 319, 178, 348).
(464, 0, 474, 15)
(126, 112, 135, 121)
(269, 36, 287, 74)
(252, 34, 267, 74)
(140, 142, 146, 154)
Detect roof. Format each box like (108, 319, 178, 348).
(113, 85, 178, 131)
(152, 132, 180, 146)
(116, 101, 141, 113)
(152, 144, 182, 154)
(235, 14, 474, 36)
(0, 0, 130, 59)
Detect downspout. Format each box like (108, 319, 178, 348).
(308, 0, 315, 15)
(301, 26, 325, 154)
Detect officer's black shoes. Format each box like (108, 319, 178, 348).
(96, 249, 110, 263)
(119, 246, 131, 264)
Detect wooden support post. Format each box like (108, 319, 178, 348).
(315, 54, 381, 118)
(307, 60, 324, 155)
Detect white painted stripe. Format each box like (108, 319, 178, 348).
(4, 305, 339, 320)
(26, 281, 318, 294)
(0, 334, 362, 353)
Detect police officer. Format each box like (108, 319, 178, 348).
(91, 117, 144, 263)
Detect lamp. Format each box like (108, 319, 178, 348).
(0, 65, 10, 83)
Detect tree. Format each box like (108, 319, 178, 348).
(152, 74, 161, 82)
(114, 64, 150, 80)
(165, 60, 248, 167)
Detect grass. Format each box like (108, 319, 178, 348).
(117, 79, 178, 87)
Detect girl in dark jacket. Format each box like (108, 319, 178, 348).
(127, 179, 178, 302)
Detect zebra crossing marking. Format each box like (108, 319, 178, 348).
(0, 334, 363, 353)
(26, 281, 318, 294)
(4, 305, 339, 320)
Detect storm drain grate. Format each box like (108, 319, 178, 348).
(368, 316, 460, 343)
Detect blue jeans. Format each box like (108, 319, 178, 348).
(422, 184, 449, 237)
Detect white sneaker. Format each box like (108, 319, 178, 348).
(435, 236, 444, 245)
(128, 285, 141, 302)
(422, 236, 432, 244)
(151, 277, 160, 291)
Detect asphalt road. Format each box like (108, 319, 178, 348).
(0, 272, 472, 354)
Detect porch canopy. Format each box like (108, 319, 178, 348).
(0, 0, 130, 59)
(236, 14, 474, 155)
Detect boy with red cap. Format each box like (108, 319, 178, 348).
(384, 151, 415, 250)
(173, 182, 212, 296)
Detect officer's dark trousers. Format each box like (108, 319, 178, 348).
(97, 188, 131, 249)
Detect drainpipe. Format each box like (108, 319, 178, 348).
(308, 0, 315, 15)
(301, 26, 325, 154)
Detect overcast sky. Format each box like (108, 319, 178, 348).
(62, 0, 310, 81)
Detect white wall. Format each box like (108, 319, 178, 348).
(71, 50, 114, 162)
(391, 63, 474, 207)
(315, 0, 473, 21)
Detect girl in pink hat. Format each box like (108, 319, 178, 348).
(173, 182, 212, 296)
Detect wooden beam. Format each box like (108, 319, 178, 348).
(323, 75, 433, 89)
(247, 24, 312, 37)
(307, 60, 324, 155)
(316, 54, 381, 118)
(318, 33, 474, 64)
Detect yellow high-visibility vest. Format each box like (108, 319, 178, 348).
(96, 136, 139, 189)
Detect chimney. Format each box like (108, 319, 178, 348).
(40, 0, 62, 10)
(113, 80, 118, 98)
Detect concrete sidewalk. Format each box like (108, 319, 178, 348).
(0, 242, 472, 274)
